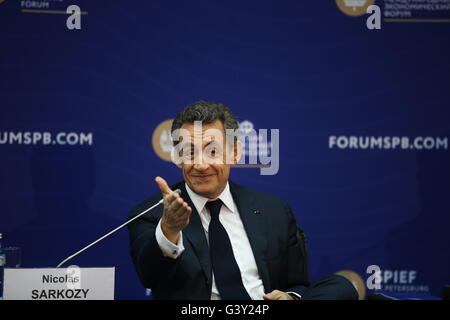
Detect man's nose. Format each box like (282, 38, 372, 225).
(193, 161, 210, 171)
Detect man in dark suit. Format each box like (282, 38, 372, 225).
(128, 101, 358, 300)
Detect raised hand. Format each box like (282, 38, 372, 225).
(155, 176, 192, 244)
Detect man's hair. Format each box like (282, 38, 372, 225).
(171, 101, 239, 135)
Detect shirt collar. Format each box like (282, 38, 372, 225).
(185, 181, 236, 214)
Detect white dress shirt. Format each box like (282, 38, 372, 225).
(155, 182, 266, 300)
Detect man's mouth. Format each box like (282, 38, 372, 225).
(191, 174, 215, 181)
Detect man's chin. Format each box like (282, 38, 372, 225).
(193, 186, 214, 197)
(190, 183, 217, 198)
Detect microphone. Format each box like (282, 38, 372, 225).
(56, 188, 182, 268)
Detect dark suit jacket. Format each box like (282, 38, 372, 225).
(127, 180, 310, 300)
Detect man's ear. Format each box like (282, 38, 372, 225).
(170, 147, 183, 168)
(233, 140, 242, 164)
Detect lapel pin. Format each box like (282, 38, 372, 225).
(253, 210, 261, 214)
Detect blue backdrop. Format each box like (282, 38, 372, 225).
(1, 0, 449, 299)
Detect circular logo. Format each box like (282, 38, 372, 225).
(152, 119, 174, 162)
(238, 120, 254, 135)
(336, 0, 375, 17)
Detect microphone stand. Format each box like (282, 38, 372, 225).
(56, 189, 180, 268)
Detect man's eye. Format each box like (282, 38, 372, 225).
(208, 147, 220, 158)
(180, 149, 195, 158)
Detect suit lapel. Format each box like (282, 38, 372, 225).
(176, 181, 271, 293)
(229, 181, 271, 292)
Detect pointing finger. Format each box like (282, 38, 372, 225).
(155, 176, 172, 195)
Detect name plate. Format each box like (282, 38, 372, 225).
(3, 267, 115, 300)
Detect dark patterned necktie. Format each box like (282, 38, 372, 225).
(206, 199, 251, 300)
